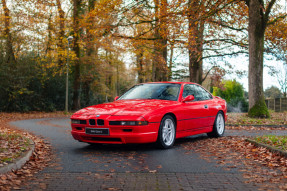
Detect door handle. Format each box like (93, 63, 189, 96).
(204, 105, 208, 109)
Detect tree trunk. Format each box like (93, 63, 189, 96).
(247, 0, 269, 118)
(56, 0, 65, 67)
(72, 0, 81, 110)
(81, 0, 96, 106)
(152, 0, 168, 81)
(168, 43, 174, 80)
(2, 0, 16, 65)
(188, 0, 204, 84)
(46, 14, 53, 56)
(87, 0, 96, 56)
(136, 51, 144, 83)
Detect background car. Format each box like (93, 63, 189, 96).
(71, 82, 227, 149)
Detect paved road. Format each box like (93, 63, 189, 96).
(11, 118, 286, 191)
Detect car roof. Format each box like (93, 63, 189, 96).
(141, 81, 197, 85)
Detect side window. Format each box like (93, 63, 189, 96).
(183, 84, 212, 101)
(194, 85, 212, 101)
(182, 84, 196, 98)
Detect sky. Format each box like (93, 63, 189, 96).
(224, 55, 284, 91)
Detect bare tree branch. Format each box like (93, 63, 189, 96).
(202, 51, 248, 59)
(264, 0, 276, 22)
(202, 65, 217, 83)
(267, 14, 287, 25)
(209, 20, 247, 31)
(204, 38, 248, 48)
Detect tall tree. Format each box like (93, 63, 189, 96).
(82, 0, 97, 106)
(56, 0, 65, 67)
(187, 0, 204, 84)
(72, 0, 82, 110)
(186, 0, 243, 84)
(246, 0, 286, 118)
(2, 0, 16, 65)
(153, 0, 169, 81)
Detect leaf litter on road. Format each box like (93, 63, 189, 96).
(182, 136, 287, 190)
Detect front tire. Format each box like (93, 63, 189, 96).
(207, 112, 225, 138)
(157, 115, 176, 149)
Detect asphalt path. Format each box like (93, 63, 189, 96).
(10, 117, 268, 191)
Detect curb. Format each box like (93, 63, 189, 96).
(0, 139, 35, 174)
(246, 138, 287, 158)
(227, 124, 287, 128)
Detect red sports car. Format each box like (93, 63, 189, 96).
(71, 82, 227, 149)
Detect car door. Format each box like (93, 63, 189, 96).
(181, 84, 214, 131)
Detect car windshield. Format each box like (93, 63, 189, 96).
(118, 83, 181, 101)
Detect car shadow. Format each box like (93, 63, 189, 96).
(68, 134, 212, 172)
(72, 133, 210, 154)
(175, 133, 209, 146)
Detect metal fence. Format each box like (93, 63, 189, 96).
(265, 98, 287, 112)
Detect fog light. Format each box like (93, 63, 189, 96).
(71, 119, 87, 124)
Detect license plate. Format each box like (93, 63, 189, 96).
(85, 128, 109, 135)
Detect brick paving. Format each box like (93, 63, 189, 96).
(21, 172, 257, 191)
(10, 118, 285, 191)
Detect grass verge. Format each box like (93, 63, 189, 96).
(253, 135, 287, 152)
(0, 132, 31, 165)
(227, 111, 287, 126)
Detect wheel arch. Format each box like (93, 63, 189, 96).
(163, 112, 177, 128)
(218, 110, 225, 121)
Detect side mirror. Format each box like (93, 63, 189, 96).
(114, 96, 119, 101)
(182, 95, 195, 102)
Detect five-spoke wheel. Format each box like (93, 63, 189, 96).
(207, 111, 225, 138)
(157, 115, 176, 149)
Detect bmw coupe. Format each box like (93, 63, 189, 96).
(71, 82, 227, 149)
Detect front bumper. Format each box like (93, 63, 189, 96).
(70, 115, 160, 144)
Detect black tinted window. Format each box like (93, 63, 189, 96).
(183, 84, 212, 101)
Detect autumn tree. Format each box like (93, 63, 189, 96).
(152, 0, 169, 81)
(208, 0, 286, 117)
(185, 0, 247, 85)
(71, 0, 82, 110)
(1, 0, 287, 114)
(113, 0, 171, 82)
(187, 0, 204, 84)
(56, 0, 66, 67)
(1, 0, 16, 65)
(245, 0, 287, 118)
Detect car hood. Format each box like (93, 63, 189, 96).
(73, 99, 178, 116)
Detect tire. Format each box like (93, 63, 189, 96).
(157, 115, 176, 149)
(207, 112, 225, 138)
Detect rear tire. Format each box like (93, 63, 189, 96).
(207, 112, 225, 138)
(157, 115, 176, 149)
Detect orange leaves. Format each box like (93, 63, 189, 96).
(0, 112, 66, 191)
(182, 135, 287, 190)
(226, 112, 287, 129)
